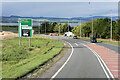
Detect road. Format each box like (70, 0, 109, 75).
(36, 35, 118, 79)
(79, 39, 119, 54)
(51, 37, 107, 79)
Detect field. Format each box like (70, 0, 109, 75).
(2, 35, 64, 79)
(2, 25, 41, 33)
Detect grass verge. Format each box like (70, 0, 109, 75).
(25, 41, 68, 78)
(2, 35, 64, 79)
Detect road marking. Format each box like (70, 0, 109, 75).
(51, 40, 74, 79)
(74, 43, 78, 46)
(83, 44, 115, 80)
(111, 70, 120, 71)
(112, 66, 120, 67)
(83, 44, 110, 79)
(81, 39, 118, 54)
(101, 42, 119, 47)
(81, 40, 91, 44)
(80, 39, 118, 54)
(94, 44, 118, 54)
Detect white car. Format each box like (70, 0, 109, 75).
(23, 33, 28, 36)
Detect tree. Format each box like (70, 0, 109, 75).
(101, 18, 111, 39)
(53, 24, 59, 32)
(53, 23, 72, 34)
(41, 22, 58, 33)
(72, 25, 80, 36)
(82, 22, 91, 37)
(114, 19, 120, 40)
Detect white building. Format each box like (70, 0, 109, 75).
(64, 31, 74, 37)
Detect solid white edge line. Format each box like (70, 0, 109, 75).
(50, 40, 74, 80)
(83, 44, 115, 79)
(81, 39, 116, 79)
(91, 45, 116, 79)
(96, 54, 115, 79)
(93, 50, 115, 79)
(83, 44, 110, 79)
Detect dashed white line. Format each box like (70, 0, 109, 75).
(74, 43, 78, 46)
(81, 40, 91, 44)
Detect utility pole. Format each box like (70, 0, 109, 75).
(80, 19, 81, 38)
(45, 22, 46, 34)
(39, 21, 41, 34)
(49, 20, 50, 33)
(110, 9, 112, 41)
(59, 23, 60, 36)
(68, 20, 69, 32)
(89, 1, 94, 37)
(92, 15, 93, 37)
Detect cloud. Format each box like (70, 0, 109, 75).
(1, 0, 120, 2)
(2, 2, 118, 17)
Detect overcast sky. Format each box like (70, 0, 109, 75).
(1, 0, 120, 2)
(2, 2, 119, 17)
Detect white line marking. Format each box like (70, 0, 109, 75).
(74, 43, 78, 46)
(99, 57, 115, 79)
(83, 44, 115, 79)
(96, 44, 118, 54)
(111, 70, 120, 71)
(112, 66, 120, 67)
(81, 39, 118, 54)
(101, 42, 119, 47)
(82, 40, 91, 44)
(83, 44, 109, 79)
(51, 41, 74, 79)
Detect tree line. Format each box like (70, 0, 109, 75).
(2, 17, 120, 41)
(2, 22, 73, 34)
(39, 22, 73, 34)
(72, 17, 120, 41)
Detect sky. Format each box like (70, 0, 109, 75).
(2, 2, 119, 17)
(1, 0, 120, 2)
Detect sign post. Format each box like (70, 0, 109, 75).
(29, 37, 31, 48)
(18, 18, 32, 48)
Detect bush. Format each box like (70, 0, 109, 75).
(29, 48, 34, 51)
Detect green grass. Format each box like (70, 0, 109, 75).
(97, 39, 119, 46)
(79, 37, 119, 46)
(2, 35, 64, 78)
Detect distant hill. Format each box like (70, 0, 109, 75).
(1, 15, 118, 23)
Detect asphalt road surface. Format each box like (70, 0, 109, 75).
(52, 37, 107, 79)
(79, 39, 119, 54)
(36, 35, 118, 79)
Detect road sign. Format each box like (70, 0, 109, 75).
(19, 19, 32, 37)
